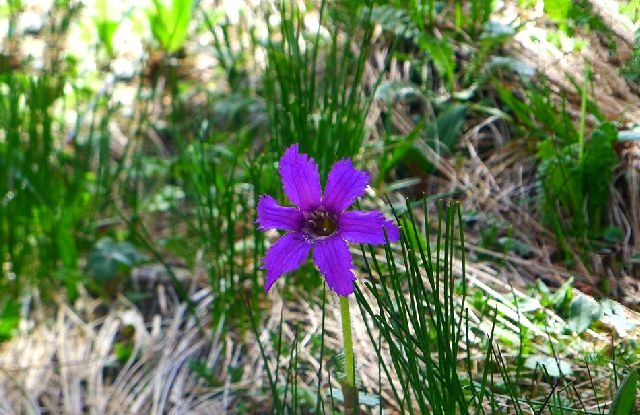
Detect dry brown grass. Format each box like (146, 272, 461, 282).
(0, 288, 233, 414)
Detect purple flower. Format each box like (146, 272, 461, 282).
(257, 144, 400, 297)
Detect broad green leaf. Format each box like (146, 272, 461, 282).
(93, 0, 121, 57)
(618, 130, 640, 141)
(377, 117, 427, 183)
(95, 20, 120, 57)
(148, 0, 194, 53)
(482, 21, 515, 38)
(608, 371, 637, 415)
(358, 392, 381, 407)
(489, 56, 535, 78)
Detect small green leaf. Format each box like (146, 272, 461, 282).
(525, 356, 573, 377)
(537, 139, 558, 161)
(424, 103, 468, 151)
(189, 359, 224, 387)
(329, 389, 379, 407)
(0, 298, 20, 341)
(608, 371, 637, 415)
(603, 227, 624, 243)
(567, 296, 600, 334)
(544, 0, 572, 23)
(517, 297, 542, 313)
(359, 391, 381, 407)
(93, 0, 121, 57)
(498, 236, 534, 257)
(547, 277, 573, 311)
(489, 56, 535, 78)
(114, 342, 134, 363)
(147, 185, 185, 212)
(86, 237, 147, 282)
(374, 80, 423, 105)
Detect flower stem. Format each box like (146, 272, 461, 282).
(340, 295, 358, 414)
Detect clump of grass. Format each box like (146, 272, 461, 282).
(262, 0, 375, 177)
(0, 72, 113, 298)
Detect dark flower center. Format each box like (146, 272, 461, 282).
(303, 209, 338, 238)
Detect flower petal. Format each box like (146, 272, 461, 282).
(322, 159, 369, 213)
(256, 195, 303, 231)
(262, 232, 311, 292)
(339, 210, 400, 244)
(279, 144, 322, 210)
(312, 236, 356, 296)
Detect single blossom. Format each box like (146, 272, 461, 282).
(256, 144, 400, 296)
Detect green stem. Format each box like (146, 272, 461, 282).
(578, 65, 590, 162)
(340, 295, 358, 414)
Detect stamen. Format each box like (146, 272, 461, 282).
(302, 209, 338, 240)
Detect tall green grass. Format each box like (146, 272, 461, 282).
(252, 197, 638, 413)
(249, 199, 517, 413)
(356, 200, 484, 414)
(0, 70, 113, 291)
(263, 0, 375, 178)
